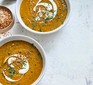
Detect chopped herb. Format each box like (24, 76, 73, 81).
(27, 56, 30, 60)
(43, 10, 47, 14)
(32, 21, 37, 27)
(9, 73, 13, 78)
(50, 9, 53, 12)
(56, 14, 61, 19)
(45, 18, 49, 22)
(8, 52, 11, 55)
(22, 60, 27, 66)
(45, 14, 54, 22)
(45, 17, 51, 22)
(62, 21, 64, 24)
(8, 67, 16, 79)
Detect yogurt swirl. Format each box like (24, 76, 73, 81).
(2, 54, 29, 82)
(33, 0, 57, 22)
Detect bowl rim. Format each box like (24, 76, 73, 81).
(16, 0, 71, 35)
(0, 35, 46, 85)
(0, 5, 15, 34)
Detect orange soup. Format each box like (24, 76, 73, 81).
(0, 41, 43, 85)
(20, 0, 68, 32)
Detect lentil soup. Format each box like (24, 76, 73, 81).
(0, 40, 43, 85)
(20, 0, 68, 32)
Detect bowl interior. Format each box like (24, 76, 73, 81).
(16, 0, 71, 34)
(0, 35, 46, 85)
(0, 6, 14, 34)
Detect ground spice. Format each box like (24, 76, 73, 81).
(0, 7, 12, 29)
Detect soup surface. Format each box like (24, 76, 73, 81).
(0, 41, 43, 85)
(20, 0, 68, 32)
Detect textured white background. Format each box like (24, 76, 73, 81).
(0, 0, 93, 85)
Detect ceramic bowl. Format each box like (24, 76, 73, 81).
(0, 35, 46, 85)
(16, 0, 71, 34)
(0, 6, 15, 34)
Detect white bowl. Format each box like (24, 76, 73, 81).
(16, 0, 71, 35)
(0, 35, 46, 85)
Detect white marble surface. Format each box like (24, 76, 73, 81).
(0, 0, 93, 85)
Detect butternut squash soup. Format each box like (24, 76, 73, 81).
(20, 0, 68, 32)
(0, 41, 43, 85)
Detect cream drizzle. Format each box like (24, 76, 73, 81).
(2, 71, 23, 82)
(2, 54, 29, 82)
(33, 0, 57, 22)
(0, 83, 2, 85)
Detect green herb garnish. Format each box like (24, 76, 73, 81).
(8, 52, 11, 55)
(45, 14, 54, 22)
(9, 67, 16, 78)
(22, 60, 27, 66)
(32, 21, 37, 27)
